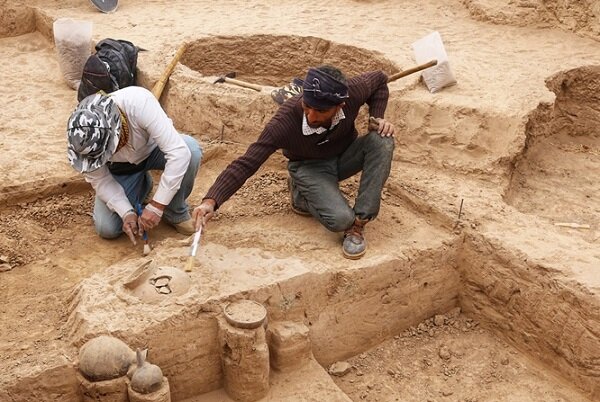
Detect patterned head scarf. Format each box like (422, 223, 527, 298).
(302, 67, 349, 109)
(66, 93, 121, 173)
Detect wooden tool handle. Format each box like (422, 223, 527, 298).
(151, 43, 187, 99)
(387, 59, 438, 83)
(224, 77, 263, 91)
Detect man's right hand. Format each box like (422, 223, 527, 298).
(192, 199, 216, 231)
(122, 211, 139, 245)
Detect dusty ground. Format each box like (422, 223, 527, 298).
(1, 0, 599, 401)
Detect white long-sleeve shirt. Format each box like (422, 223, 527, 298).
(84, 86, 191, 218)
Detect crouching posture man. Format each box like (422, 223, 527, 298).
(66, 87, 202, 244)
(193, 65, 394, 259)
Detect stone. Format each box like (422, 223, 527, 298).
(328, 361, 352, 376)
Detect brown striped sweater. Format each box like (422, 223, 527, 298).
(205, 70, 389, 208)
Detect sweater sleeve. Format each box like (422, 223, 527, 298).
(353, 71, 389, 119)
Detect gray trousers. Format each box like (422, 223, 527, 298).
(287, 131, 394, 232)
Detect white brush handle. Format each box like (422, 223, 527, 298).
(190, 228, 202, 257)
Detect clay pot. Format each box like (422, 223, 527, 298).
(130, 349, 163, 394)
(123, 261, 191, 304)
(78, 335, 136, 381)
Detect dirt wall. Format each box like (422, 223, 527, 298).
(457, 234, 600, 399)
(461, 0, 600, 42)
(56, 245, 458, 402)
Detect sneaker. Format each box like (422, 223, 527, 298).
(170, 218, 196, 236)
(342, 218, 368, 259)
(287, 177, 311, 216)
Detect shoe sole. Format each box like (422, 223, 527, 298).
(290, 205, 311, 216)
(342, 248, 366, 260)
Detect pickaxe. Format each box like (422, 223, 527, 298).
(213, 72, 264, 91)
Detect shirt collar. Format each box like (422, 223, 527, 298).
(302, 108, 345, 136)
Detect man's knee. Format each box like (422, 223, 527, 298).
(322, 208, 355, 232)
(94, 215, 122, 239)
(183, 135, 203, 171)
(366, 131, 395, 154)
(95, 222, 122, 239)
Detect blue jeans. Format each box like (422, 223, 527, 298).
(94, 135, 202, 239)
(287, 131, 394, 232)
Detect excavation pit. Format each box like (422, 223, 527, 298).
(504, 65, 600, 234)
(179, 35, 400, 87)
(4, 180, 596, 401)
(1, 4, 600, 402)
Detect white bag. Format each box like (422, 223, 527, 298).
(53, 18, 93, 90)
(411, 31, 456, 93)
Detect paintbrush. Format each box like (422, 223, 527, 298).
(136, 203, 151, 256)
(185, 225, 202, 272)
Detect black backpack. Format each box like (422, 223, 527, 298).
(77, 38, 140, 101)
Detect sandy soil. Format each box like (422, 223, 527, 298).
(0, 0, 599, 401)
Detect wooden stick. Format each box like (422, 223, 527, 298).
(387, 59, 438, 83)
(554, 222, 591, 229)
(222, 77, 263, 91)
(151, 43, 187, 100)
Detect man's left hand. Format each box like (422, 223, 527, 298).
(139, 202, 164, 232)
(369, 117, 395, 137)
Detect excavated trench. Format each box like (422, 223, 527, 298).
(504, 65, 600, 228)
(1, 27, 599, 402)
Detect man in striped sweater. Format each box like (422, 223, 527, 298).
(193, 65, 395, 259)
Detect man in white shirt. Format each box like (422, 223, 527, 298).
(67, 87, 202, 244)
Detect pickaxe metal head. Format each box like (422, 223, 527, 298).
(213, 71, 236, 84)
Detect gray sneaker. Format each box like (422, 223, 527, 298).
(342, 218, 368, 259)
(287, 177, 311, 216)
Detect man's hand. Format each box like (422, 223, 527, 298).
(122, 211, 139, 245)
(369, 117, 395, 137)
(192, 199, 216, 231)
(139, 201, 164, 233)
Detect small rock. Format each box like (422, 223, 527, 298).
(0, 263, 13, 272)
(438, 346, 451, 361)
(329, 361, 352, 376)
(501, 357, 509, 365)
(381, 294, 391, 304)
(442, 390, 454, 396)
(434, 315, 446, 326)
